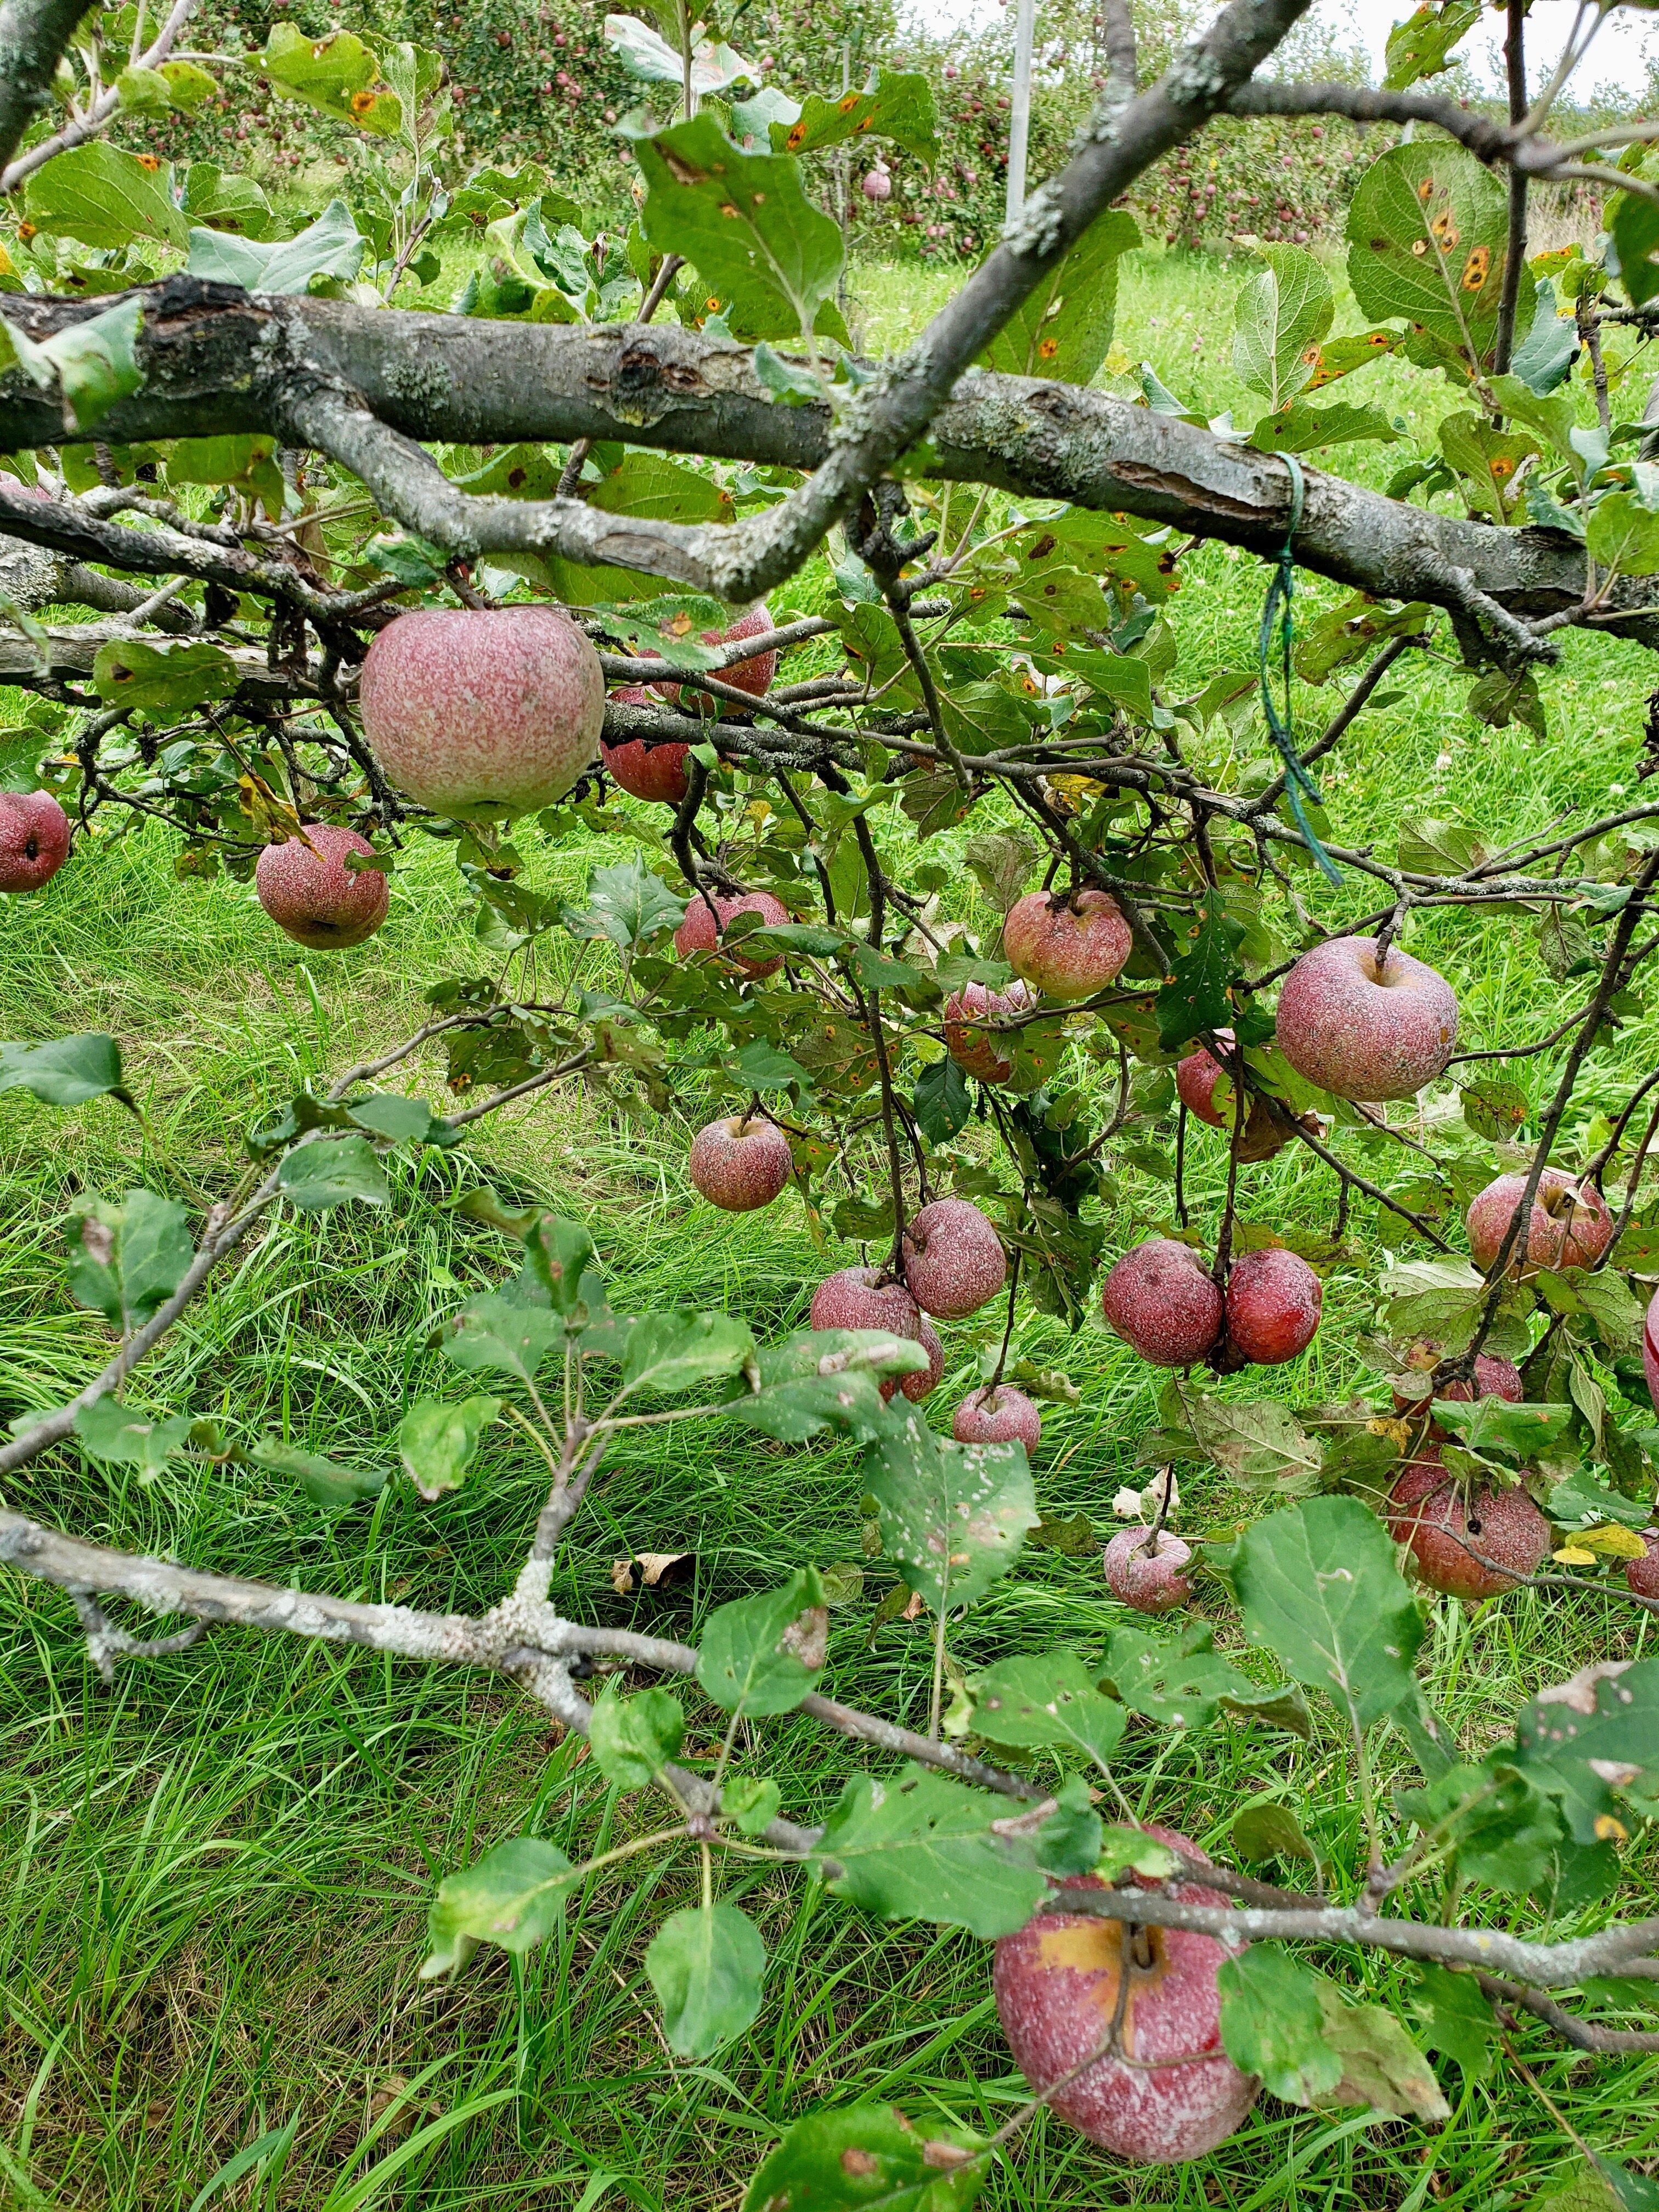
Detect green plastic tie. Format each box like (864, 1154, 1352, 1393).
(1259, 452, 1341, 885)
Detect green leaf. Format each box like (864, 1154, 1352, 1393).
(1515, 1656, 1659, 1844)
(1412, 1961, 1497, 2076)
(421, 1835, 578, 1977)
(1395, 1757, 1565, 1895)
(1218, 1945, 1343, 2104)
(771, 68, 940, 162)
(1384, 0, 1481, 88)
(258, 24, 399, 133)
(1092, 1822, 1178, 1881)
(723, 1329, 922, 1446)
(519, 1215, 605, 1317)
(180, 162, 276, 239)
(0, 1032, 132, 1110)
(1315, 1982, 1449, 2119)
(1229, 1801, 1323, 1869)
(117, 63, 177, 112)
(1460, 1074, 1528, 1140)
(185, 200, 366, 295)
(696, 1566, 826, 1716)
(742, 2103, 988, 2212)
(623, 110, 848, 345)
(721, 1775, 782, 1835)
(155, 58, 217, 111)
(442, 1293, 564, 1384)
(66, 1188, 192, 1328)
(25, 297, 146, 434)
(1508, 278, 1579, 396)
(1345, 143, 1521, 366)
(249, 1436, 387, 1510)
(865, 1408, 1039, 1615)
(346, 1093, 448, 1145)
(622, 1310, 757, 1395)
(1429, 1396, 1577, 1459)
(969, 1650, 1127, 1767)
(1097, 1621, 1300, 1733)
(22, 143, 187, 250)
(645, 1902, 765, 2059)
(562, 851, 687, 949)
(1233, 1496, 1423, 1727)
(1155, 889, 1245, 1051)
(396, 1393, 500, 1499)
(92, 637, 239, 719)
(1589, 488, 1659, 580)
(1248, 398, 1401, 455)
(913, 1056, 970, 1143)
(753, 341, 822, 405)
(73, 1397, 193, 1480)
(815, 1764, 1052, 1938)
(276, 1134, 388, 1211)
(605, 13, 759, 95)
(1611, 188, 1659, 310)
(588, 1682, 686, 1788)
(979, 208, 1139, 386)
(1233, 244, 1333, 409)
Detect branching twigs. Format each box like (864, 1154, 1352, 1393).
(0, 0, 89, 176)
(0, 0, 196, 194)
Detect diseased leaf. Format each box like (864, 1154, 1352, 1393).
(1515, 1657, 1659, 1844)
(1233, 244, 1333, 410)
(66, 1188, 191, 1329)
(646, 1902, 765, 2058)
(815, 1765, 1051, 1938)
(92, 637, 239, 719)
(22, 143, 188, 250)
(697, 1567, 826, 1716)
(865, 1408, 1039, 1615)
(1345, 143, 1523, 368)
(1218, 1945, 1342, 2103)
(980, 208, 1139, 386)
(969, 1650, 1127, 1767)
(1384, 0, 1480, 87)
(259, 24, 399, 133)
(1316, 1983, 1450, 2119)
(622, 1310, 757, 1395)
(1412, 1961, 1497, 2076)
(741, 2103, 988, 2212)
(421, 1836, 578, 1977)
(1155, 890, 1245, 1051)
(771, 69, 939, 161)
(442, 1293, 564, 1383)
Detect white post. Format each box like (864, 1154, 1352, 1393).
(1006, 0, 1036, 227)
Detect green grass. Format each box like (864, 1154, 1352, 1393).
(4, 247, 1659, 2208)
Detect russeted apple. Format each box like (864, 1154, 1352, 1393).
(1276, 934, 1458, 1101)
(1176, 1032, 1294, 1161)
(673, 889, 791, 978)
(255, 825, 388, 950)
(811, 1267, 940, 1402)
(901, 1196, 1007, 1320)
(359, 605, 604, 815)
(1003, 888, 1131, 1003)
(653, 603, 779, 709)
(1386, 1451, 1551, 1600)
(1224, 1248, 1322, 1367)
(1392, 1340, 1522, 1437)
(0, 789, 70, 893)
(602, 685, 692, 805)
(952, 1384, 1041, 1449)
(1101, 1240, 1222, 1367)
(1465, 1166, 1613, 1275)
(993, 1831, 1259, 2163)
(1104, 1527, 1193, 1614)
(688, 1115, 792, 1212)
(1627, 1528, 1659, 1601)
(942, 978, 1036, 1084)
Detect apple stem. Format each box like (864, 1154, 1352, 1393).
(988, 1251, 1021, 1392)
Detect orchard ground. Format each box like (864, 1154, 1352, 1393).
(2, 245, 1657, 2208)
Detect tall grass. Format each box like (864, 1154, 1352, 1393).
(2, 249, 1658, 2207)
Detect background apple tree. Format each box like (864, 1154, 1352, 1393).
(7, 0, 1659, 2198)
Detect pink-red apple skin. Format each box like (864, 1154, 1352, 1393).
(673, 889, 790, 978)
(902, 1196, 1007, 1320)
(653, 604, 778, 710)
(1104, 1527, 1193, 1614)
(254, 825, 388, 950)
(1392, 1346, 1522, 1436)
(602, 686, 691, 805)
(1386, 1452, 1551, 1600)
(359, 605, 604, 815)
(952, 1385, 1041, 1449)
(1465, 1167, 1614, 1275)
(1627, 1530, 1659, 1601)
(687, 1116, 792, 1212)
(0, 789, 70, 893)
(993, 1831, 1259, 2163)
(810, 1267, 939, 1403)
(1224, 1248, 1322, 1367)
(1645, 1286, 1659, 1416)
(1101, 1240, 1223, 1367)
(942, 978, 1036, 1084)
(1002, 889, 1131, 1003)
(1276, 934, 1457, 1102)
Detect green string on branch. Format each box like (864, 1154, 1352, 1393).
(1259, 452, 1341, 886)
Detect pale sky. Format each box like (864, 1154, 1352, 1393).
(906, 0, 1657, 99)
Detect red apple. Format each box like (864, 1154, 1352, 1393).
(1003, 889, 1131, 1003)
(654, 603, 777, 710)
(1645, 1286, 1659, 1415)
(862, 162, 893, 201)
(1101, 1240, 1222, 1367)
(1224, 1248, 1321, 1367)
(901, 1196, 1006, 1320)
(952, 1384, 1041, 1449)
(1175, 1032, 1294, 1162)
(688, 1115, 792, 1212)
(1276, 934, 1458, 1102)
(1104, 1527, 1193, 1614)
(942, 977, 1036, 1084)
(1626, 1529, 1659, 1601)
(993, 1831, 1259, 2163)
(1392, 1342, 1522, 1435)
(1386, 1452, 1551, 1600)
(254, 825, 388, 950)
(811, 1267, 938, 1402)
(0, 789, 70, 893)
(673, 889, 790, 978)
(602, 685, 691, 805)
(1465, 1166, 1614, 1276)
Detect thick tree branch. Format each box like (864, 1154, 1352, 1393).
(0, 0, 196, 195)
(0, 0, 86, 176)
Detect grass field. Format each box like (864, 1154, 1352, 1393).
(3, 247, 1658, 2210)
